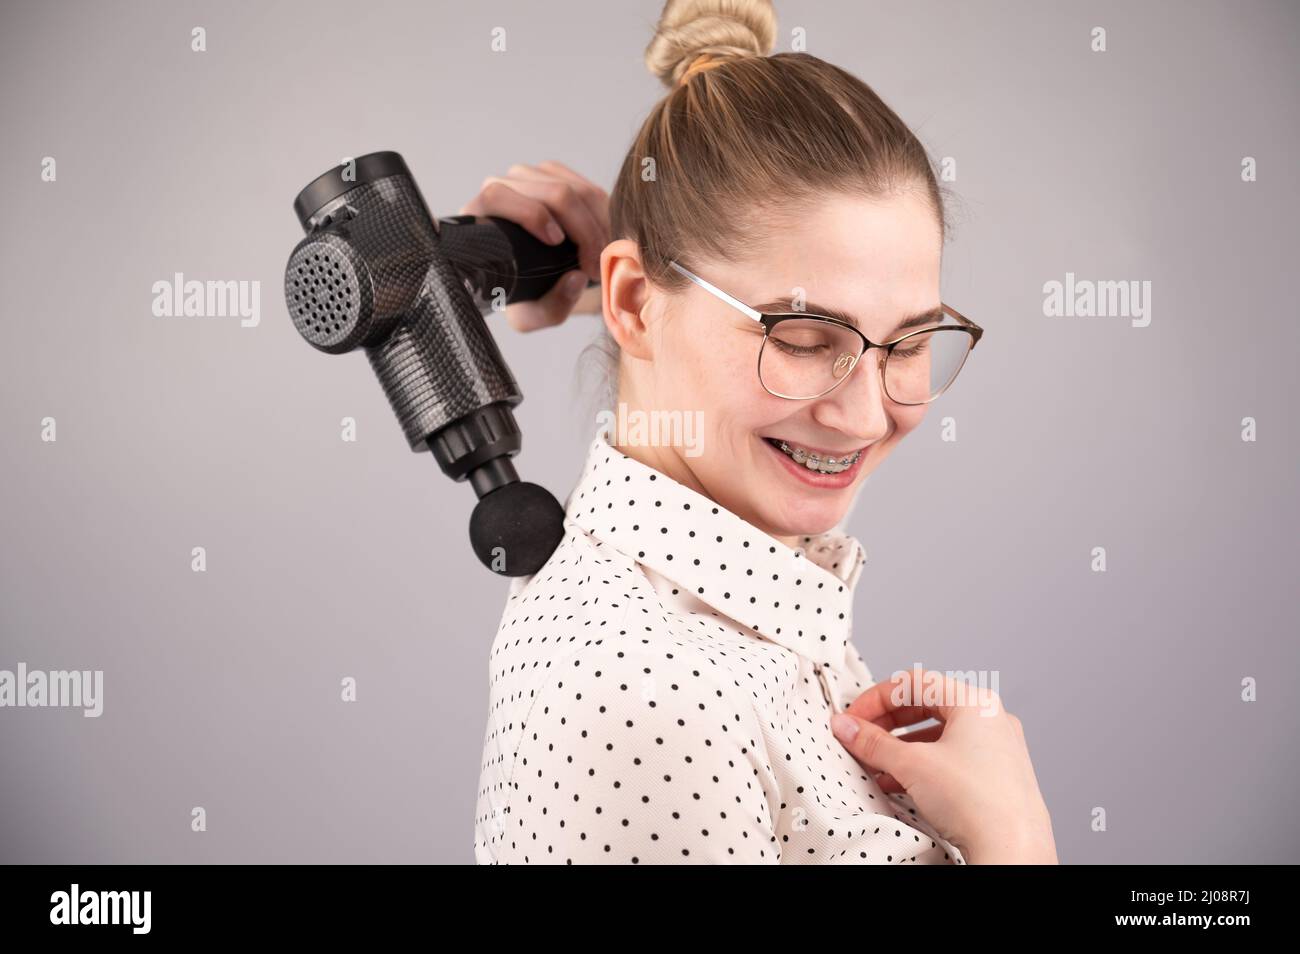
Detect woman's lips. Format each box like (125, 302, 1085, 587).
(760, 436, 869, 488)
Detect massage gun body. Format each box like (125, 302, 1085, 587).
(284, 151, 576, 574)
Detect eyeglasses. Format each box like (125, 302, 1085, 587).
(668, 260, 983, 405)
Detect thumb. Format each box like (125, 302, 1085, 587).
(557, 268, 589, 301)
(831, 711, 911, 777)
(505, 270, 587, 333)
(538, 269, 589, 326)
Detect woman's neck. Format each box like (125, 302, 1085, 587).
(607, 432, 802, 552)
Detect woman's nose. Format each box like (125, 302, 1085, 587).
(811, 348, 891, 439)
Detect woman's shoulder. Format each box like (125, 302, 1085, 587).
(492, 519, 650, 644)
(486, 520, 780, 714)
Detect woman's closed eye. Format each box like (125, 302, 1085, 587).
(890, 339, 930, 359)
(768, 338, 832, 357)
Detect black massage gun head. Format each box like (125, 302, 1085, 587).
(470, 481, 567, 577)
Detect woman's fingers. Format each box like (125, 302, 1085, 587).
(571, 281, 603, 316)
(833, 675, 1054, 862)
(830, 712, 916, 781)
(460, 180, 566, 248)
(834, 716, 935, 799)
(845, 668, 973, 728)
(516, 160, 611, 240)
(457, 161, 608, 332)
(873, 772, 905, 795)
(896, 723, 944, 744)
(504, 268, 589, 333)
(478, 174, 605, 281)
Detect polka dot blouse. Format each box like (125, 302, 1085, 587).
(473, 428, 964, 865)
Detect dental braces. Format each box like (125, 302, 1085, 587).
(776, 440, 863, 474)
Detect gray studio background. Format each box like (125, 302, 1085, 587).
(1, 0, 1296, 864)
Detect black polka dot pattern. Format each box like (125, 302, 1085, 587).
(472, 429, 964, 864)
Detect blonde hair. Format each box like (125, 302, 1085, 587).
(578, 0, 949, 417)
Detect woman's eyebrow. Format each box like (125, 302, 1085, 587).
(754, 299, 946, 336)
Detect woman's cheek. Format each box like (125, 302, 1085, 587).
(903, 403, 930, 435)
(676, 335, 749, 410)
(884, 402, 926, 440)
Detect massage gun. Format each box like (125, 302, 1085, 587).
(283, 151, 590, 576)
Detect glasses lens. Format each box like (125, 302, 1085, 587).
(759, 318, 866, 399)
(884, 327, 974, 404)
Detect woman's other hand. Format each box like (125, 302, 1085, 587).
(830, 669, 1059, 864)
(458, 160, 609, 332)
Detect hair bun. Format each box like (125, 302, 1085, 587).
(645, 0, 778, 89)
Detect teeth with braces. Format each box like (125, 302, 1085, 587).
(773, 440, 864, 474)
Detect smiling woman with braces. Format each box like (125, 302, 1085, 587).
(473, 0, 1058, 870)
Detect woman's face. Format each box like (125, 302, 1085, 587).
(603, 188, 943, 548)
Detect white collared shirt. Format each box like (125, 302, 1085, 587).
(473, 429, 964, 864)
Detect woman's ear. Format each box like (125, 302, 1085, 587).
(600, 239, 656, 361)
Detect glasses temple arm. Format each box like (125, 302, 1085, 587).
(668, 260, 764, 323)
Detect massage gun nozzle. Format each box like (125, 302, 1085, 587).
(427, 401, 525, 498)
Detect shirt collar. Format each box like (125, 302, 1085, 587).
(565, 429, 866, 669)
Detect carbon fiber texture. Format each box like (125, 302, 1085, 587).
(433, 217, 518, 317)
(284, 174, 521, 452)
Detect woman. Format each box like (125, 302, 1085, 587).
(469, 0, 1057, 864)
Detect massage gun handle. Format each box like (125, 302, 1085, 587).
(436, 214, 597, 305)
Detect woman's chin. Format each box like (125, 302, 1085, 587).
(750, 462, 858, 535)
(754, 496, 851, 541)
